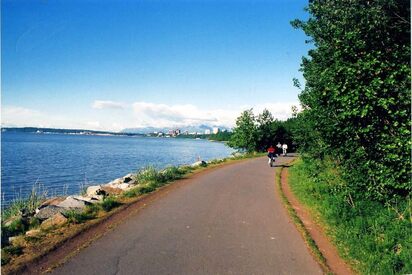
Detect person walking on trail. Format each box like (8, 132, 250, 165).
(276, 142, 282, 153)
(282, 143, 288, 156)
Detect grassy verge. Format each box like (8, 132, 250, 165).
(288, 158, 412, 274)
(274, 166, 330, 273)
(1, 152, 264, 269)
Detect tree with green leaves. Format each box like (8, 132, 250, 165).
(256, 109, 275, 151)
(292, 0, 411, 200)
(228, 109, 257, 152)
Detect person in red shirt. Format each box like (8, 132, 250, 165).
(267, 145, 275, 158)
(267, 145, 276, 167)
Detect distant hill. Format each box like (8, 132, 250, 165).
(1, 127, 142, 136)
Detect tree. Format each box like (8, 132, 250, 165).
(228, 109, 257, 152)
(256, 109, 275, 151)
(292, 0, 411, 200)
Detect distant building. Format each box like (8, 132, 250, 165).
(183, 130, 189, 135)
(212, 127, 219, 134)
(205, 129, 211, 135)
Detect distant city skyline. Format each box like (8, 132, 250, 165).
(2, 0, 310, 131)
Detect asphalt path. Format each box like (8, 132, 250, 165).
(52, 156, 322, 275)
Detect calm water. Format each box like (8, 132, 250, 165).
(1, 132, 234, 205)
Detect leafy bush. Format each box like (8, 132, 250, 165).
(289, 159, 412, 274)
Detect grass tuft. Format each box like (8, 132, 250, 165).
(101, 197, 122, 212)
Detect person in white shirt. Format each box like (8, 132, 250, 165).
(282, 143, 288, 156)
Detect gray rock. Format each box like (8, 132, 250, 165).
(86, 185, 102, 197)
(57, 196, 89, 209)
(34, 205, 65, 221)
(123, 173, 135, 184)
(37, 197, 66, 213)
(191, 160, 207, 167)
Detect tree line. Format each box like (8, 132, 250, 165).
(228, 108, 296, 153)
(229, 0, 410, 202)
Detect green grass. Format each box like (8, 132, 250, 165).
(64, 204, 99, 224)
(101, 197, 122, 212)
(289, 158, 412, 274)
(1, 183, 47, 222)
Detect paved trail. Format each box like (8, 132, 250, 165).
(53, 156, 322, 275)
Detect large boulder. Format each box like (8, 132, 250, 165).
(34, 205, 65, 221)
(191, 160, 207, 167)
(107, 174, 136, 186)
(123, 173, 136, 184)
(72, 195, 103, 203)
(56, 196, 90, 209)
(40, 213, 68, 229)
(100, 186, 123, 195)
(86, 185, 105, 197)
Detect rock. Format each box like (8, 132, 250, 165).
(8, 236, 19, 244)
(36, 197, 66, 213)
(40, 213, 68, 229)
(34, 205, 65, 221)
(86, 185, 103, 197)
(116, 183, 131, 190)
(8, 236, 25, 246)
(90, 195, 104, 202)
(71, 195, 102, 204)
(123, 174, 136, 184)
(191, 160, 207, 167)
(57, 196, 89, 209)
(100, 186, 123, 195)
(109, 178, 123, 185)
(25, 229, 41, 237)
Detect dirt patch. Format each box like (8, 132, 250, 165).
(280, 166, 354, 275)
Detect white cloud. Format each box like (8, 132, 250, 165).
(2, 106, 46, 127)
(131, 102, 217, 127)
(92, 100, 126, 110)
(130, 101, 299, 128)
(1, 101, 299, 132)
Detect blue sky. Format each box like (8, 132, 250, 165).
(2, 0, 310, 131)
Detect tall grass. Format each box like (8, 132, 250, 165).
(289, 158, 412, 274)
(1, 182, 47, 221)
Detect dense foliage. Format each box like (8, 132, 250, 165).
(291, 0, 411, 201)
(228, 109, 295, 153)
